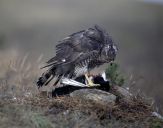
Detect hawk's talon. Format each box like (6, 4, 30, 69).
(86, 83, 100, 87)
(85, 73, 100, 87)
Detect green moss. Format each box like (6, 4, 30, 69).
(31, 113, 53, 128)
(149, 118, 163, 128)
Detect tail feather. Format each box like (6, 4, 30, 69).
(37, 67, 56, 88)
(52, 74, 62, 86)
(45, 75, 55, 85)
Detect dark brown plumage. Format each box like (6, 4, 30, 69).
(37, 25, 117, 88)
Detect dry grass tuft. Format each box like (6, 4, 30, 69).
(2, 93, 151, 122)
(0, 50, 162, 128)
(0, 49, 43, 97)
(0, 89, 161, 128)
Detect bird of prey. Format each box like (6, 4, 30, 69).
(37, 25, 118, 88)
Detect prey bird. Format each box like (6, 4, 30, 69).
(37, 25, 118, 88)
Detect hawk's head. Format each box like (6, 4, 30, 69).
(101, 43, 118, 62)
(94, 25, 118, 62)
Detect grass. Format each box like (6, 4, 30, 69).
(31, 113, 53, 128)
(149, 118, 163, 128)
(0, 102, 53, 128)
(0, 50, 163, 128)
(105, 62, 125, 86)
(0, 94, 160, 128)
(0, 49, 43, 97)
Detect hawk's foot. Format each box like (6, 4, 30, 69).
(84, 74, 100, 87)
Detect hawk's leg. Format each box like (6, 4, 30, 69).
(84, 73, 100, 87)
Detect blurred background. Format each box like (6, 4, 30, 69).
(0, 0, 163, 113)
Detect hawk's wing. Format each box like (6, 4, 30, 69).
(43, 26, 103, 68)
(43, 30, 86, 68)
(47, 38, 74, 63)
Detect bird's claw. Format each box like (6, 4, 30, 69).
(87, 83, 100, 87)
